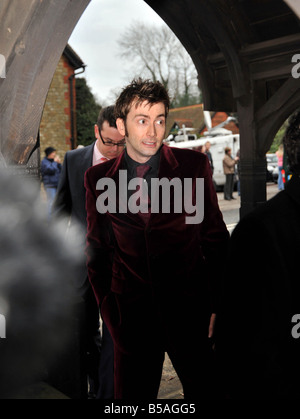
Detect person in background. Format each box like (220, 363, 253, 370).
(222, 147, 239, 200)
(41, 147, 61, 218)
(236, 149, 241, 196)
(52, 106, 125, 399)
(217, 110, 300, 399)
(195, 144, 206, 153)
(276, 144, 284, 190)
(205, 141, 214, 175)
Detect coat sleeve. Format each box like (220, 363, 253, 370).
(52, 153, 72, 220)
(84, 167, 114, 306)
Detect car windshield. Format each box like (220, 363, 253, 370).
(266, 154, 277, 163)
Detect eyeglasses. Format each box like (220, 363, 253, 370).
(99, 131, 125, 147)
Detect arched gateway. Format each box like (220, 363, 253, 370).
(0, 0, 299, 214)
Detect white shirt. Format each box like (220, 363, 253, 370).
(92, 140, 108, 166)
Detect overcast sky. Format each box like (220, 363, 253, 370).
(68, 0, 166, 105)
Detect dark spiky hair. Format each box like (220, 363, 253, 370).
(114, 78, 170, 121)
(97, 105, 118, 131)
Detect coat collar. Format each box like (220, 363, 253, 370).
(78, 141, 94, 172)
(105, 144, 180, 179)
(103, 144, 182, 226)
(158, 144, 180, 178)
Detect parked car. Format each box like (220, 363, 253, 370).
(272, 166, 279, 183)
(266, 153, 278, 183)
(266, 153, 278, 168)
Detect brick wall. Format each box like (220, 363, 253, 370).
(39, 54, 76, 163)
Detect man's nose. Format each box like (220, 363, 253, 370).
(147, 122, 156, 137)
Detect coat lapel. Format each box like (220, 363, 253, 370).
(103, 151, 140, 224)
(152, 145, 183, 222)
(158, 144, 181, 178)
(102, 146, 183, 225)
(71, 142, 94, 194)
(81, 142, 94, 172)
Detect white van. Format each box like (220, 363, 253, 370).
(166, 134, 240, 190)
(166, 112, 240, 189)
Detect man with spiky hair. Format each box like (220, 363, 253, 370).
(85, 78, 228, 399)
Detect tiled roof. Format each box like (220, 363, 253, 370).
(166, 104, 239, 136)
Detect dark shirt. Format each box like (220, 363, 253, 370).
(123, 148, 161, 198)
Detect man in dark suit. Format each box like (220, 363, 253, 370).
(52, 106, 125, 399)
(85, 79, 229, 399)
(217, 111, 300, 399)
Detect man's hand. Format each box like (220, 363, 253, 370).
(208, 313, 216, 338)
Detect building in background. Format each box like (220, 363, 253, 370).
(39, 44, 85, 162)
(166, 104, 239, 138)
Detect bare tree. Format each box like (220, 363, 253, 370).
(117, 22, 201, 106)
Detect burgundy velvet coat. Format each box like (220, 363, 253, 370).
(84, 145, 229, 349)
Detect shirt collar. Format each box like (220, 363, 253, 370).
(93, 140, 107, 166)
(124, 147, 161, 177)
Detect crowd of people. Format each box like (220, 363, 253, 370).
(38, 78, 300, 400)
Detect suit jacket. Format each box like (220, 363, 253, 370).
(52, 142, 94, 289)
(85, 145, 229, 348)
(218, 174, 300, 399)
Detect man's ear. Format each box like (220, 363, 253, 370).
(94, 124, 99, 138)
(116, 118, 125, 136)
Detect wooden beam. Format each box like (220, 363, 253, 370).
(0, 0, 91, 165)
(144, 0, 241, 111)
(240, 33, 300, 57)
(190, 1, 247, 101)
(237, 92, 268, 218)
(255, 76, 300, 153)
(284, 0, 300, 18)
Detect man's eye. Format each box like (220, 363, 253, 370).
(138, 119, 146, 124)
(156, 119, 165, 125)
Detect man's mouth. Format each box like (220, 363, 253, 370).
(142, 140, 156, 147)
